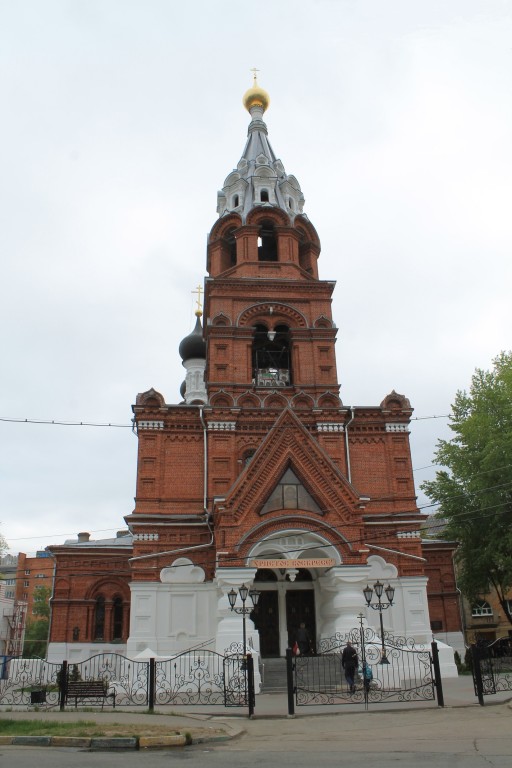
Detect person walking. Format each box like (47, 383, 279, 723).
(341, 641, 358, 693)
(362, 660, 373, 693)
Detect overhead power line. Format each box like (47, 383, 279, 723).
(0, 412, 450, 429)
(0, 417, 132, 428)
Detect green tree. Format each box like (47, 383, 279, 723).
(23, 585, 51, 657)
(31, 585, 51, 619)
(422, 352, 512, 625)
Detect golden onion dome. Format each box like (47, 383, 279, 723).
(243, 72, 270, 114)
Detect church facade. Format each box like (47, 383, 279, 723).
(47, 80, 460, 668)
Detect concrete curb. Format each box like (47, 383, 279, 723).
(0, 734, 191, 750)
(0, 728, 244, 751)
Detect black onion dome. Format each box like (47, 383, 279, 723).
(180, 380, 186, 399)
(179, 315, 206, 361)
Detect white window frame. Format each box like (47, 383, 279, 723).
(471, 600, 493, 617)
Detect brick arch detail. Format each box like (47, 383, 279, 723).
(313, 315, 333, 329)
(210, 391, 234, 407)
(292, 392, 315, 409)
(236, 518, 351, 561)
(318, 392, 341, 408)
(237, 302, 307, 328)
(236, 392, 262, 407)
(294, 214, 321, 248)
(85, 578, 131, 602)
(264, 394, 288, 408)
(246, 206, 290, 228)
(211, 312, 232, 327)
(208, 212, 243, 243)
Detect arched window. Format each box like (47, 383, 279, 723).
(252, 324, 291, 387)
(94, 596, 105, 640)
(233, 194, 239, 207)
(471, 601, 493, 617)
(260, 189, 269, 202)
(258, 220, 277, 261)
(243, 449, 256, 466)
(112, 597, 123, 641)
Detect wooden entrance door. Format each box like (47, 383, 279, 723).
(251, 590, 280, 657)
(286, 590, 316, 652)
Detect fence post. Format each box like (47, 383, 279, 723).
(431, 641, 444, 707)
(59, 660, 67, 711)
(148, 658, 155, 712)
(247, 654, 255, 718)
(286, 647, 295, 717)
(471, 644, 485, 706)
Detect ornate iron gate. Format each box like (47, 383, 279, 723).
(471, 638, 512, 705)
(290, 625, 439, 710)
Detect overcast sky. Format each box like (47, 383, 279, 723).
(1, 1, 511, 555)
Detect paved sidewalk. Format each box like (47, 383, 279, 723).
(0, 674, 510, 751)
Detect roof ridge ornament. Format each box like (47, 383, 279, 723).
(243, 68, 270, 114)
(192, 283, 203, 318)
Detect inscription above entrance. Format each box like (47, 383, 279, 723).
(250, 558, 335, 569)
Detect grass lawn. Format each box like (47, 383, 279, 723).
(0, 717, 222, 740)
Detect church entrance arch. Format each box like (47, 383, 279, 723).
(246, 529, 340, 657)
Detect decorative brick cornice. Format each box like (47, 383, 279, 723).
(208, 421, 236, 431)
(138, 420, 165, 430)
(133, 533, 160, 541)
(316, 422, 344, 433)
(385, 423, 409, 433)
(397, 531, 421, 539)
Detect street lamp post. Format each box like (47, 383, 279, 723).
(363, 580, 395, 664)
(227, 584, 261, 716)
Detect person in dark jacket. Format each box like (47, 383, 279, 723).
(296, 622, 311, 655)
(341, 641, 358, 693)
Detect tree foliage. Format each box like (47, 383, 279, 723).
(23, 617, 49, 658)
(23, 586, 51, 657)
(0, 526, 6, 557)
(32, 585, 51, 619)
(422, 352, 512, 625)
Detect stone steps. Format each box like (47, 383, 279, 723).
(260, 658, 289, 693)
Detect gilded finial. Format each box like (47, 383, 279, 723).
(192, 284, 203, 317)
(243, 68, 270, 114)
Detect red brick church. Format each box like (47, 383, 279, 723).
(47, 78, 461, 667)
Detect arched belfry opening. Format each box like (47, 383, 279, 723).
(252, 323, 291, 387)
(225, 226, 237, 267)
(257, 220, 278, 261)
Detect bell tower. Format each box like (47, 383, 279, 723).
(205, 76, 340, 410)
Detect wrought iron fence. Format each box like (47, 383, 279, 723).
(471, 638, 512, 705)
(0, 649, 254, 710)
(290, 625, 439, 710)
(0, 657, 62, 708)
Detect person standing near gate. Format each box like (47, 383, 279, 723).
(296, 622, 311, 655)
(341, 641, 358, 693)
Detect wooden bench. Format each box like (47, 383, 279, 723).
(65, 680, 116, 709)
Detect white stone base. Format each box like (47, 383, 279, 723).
(434, 639, 459, 678)
(46, 642, 127, 664)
